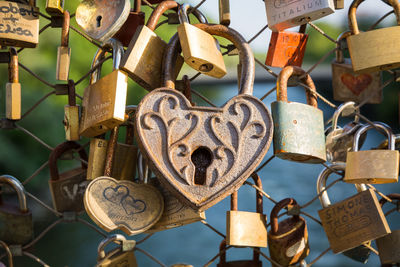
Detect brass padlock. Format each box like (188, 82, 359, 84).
(317, 163, 391, 254)
(64, 80, 80, 141)
(48, 141, 88, 213)
(219, 0, 230, 26)
(268, 198, 309, 266)
(317, 163, 372, 263)
(226, 174, 267, 248)
(0, 1, 39, 48)
(46, 0, 64, 16)
(376, 194, 400, 265)
(56, 10, 71, 81)
(325, 101, 365, 163)
(75, 0, 131, 43)
(0, 175, 33, 245)
(217, 239, 262, 267)
(334, 0, 344, 9)
(6, 48, 21, 120)
(80, 39, 128, 137)
(344, 122, 399, 184)
(135, 24, 273, 211)
(87, 136, 108, 180)
(347, 0, 400, 73)
(264, 0, 334, 31)
(271, 66, 326, 163)
(265, 24, 308, 68)
(332, 31, 382, 103)
(177, 4, 227, 78)
(112, 0, 145, 47)
(96, 234, 137, 267)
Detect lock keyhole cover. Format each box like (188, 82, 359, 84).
(96, 16, 102, 27)
(191, 147, 213, 185)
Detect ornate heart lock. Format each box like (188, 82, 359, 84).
(135, 24, 273, 211)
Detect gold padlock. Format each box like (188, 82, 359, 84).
(6, 48, 21, 120)
(87, 136, 108, 180)
(56, 10, 71, 81)
(46, 0, 64, 16)
(80, 39, 128, 137)
(344, 122, 399, 184)
(96, 234, 137, 267)
(219, 0, 230, 26)
(177, 4, 227, 78)
(226, 174, 267, 248)
(64, 80, 80, 141)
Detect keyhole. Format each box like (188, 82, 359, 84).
(96, 16, 102, 27)
(191, 147, 213, 185)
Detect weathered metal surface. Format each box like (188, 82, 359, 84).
(64, 79, 80, 141)
(334, 0, 344, 8)
(347, 0, 400, 73)
(219, 0, 230, 26)
(45, 0, 64, 16)
(96, 234, 138, 267)
(217, 239, 262, 267)
(6, 48, 20, 120)
(264, 0, 334, 31)
(56, 11, 71, 81)
(87, 138, 108, 180)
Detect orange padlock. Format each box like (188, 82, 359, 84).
(265, 24, 308, 68)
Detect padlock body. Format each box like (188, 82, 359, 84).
(376, 229, 400, 264)
(347, 26, 400, 73)
(318, 189, 390, 254)
(271, 101, 326, 163)
(119, 25, 183, 91)
(266, 31, 308, 68)
(264, 0, 334, 31)
(56, 46, 71, 81)
(344, 150, 399, 184)
(268, 217, 309, 266)
(113, 11, 145, 47)
(217, 260, 262, 267)
(332, 59, 382, 104)
(178, 23, 227, 78)
(334, 0, 344, 9)
(64, 105, 80, 141)
(0, 1, 39, 48)
(80, 70, 128, 137)
(87, 138, 108, 180)
(98, 250, 137, 267)
(0, 205, 32, 244)
(342, 243, 371, 263)
(226, 210, 267, 248)
(111, 143, 138, 180)
(46, 0, 64, 16)
(6, 82, 21, 120)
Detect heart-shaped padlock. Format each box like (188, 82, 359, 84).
(135, 24, 273, 211)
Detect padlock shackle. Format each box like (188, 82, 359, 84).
(178, 4, 208, 25)
(134, 0, 141, 13)
(0, 240, 13, 267)
(348, 0, 400, 35)
(8, 48, 18, 84)
(276, 66, 318, 107)
(97, 234, 126, 261)
(335, 31, 351, 63)
(137, 152, 150, 184)
(125, 123, 135, 145)
(67, 79, 76, 107)
(317, 163, 367, 208)
(331, 101, 359, 132)
(353, 122, 395, 151)
(49, 141, 88, 181)
(147, 1, 178, 31)
(163, 24, 255, 95)
(229, 173, 263, 213)
(270, 198, 300, 235)
(61, 10, 70, 47)
(104, 126, 119, 177)
(0, 175, 28, 213)
(218, 239, 260, 264)
(379, 193, 400, 207)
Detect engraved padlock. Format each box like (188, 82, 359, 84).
(0, 1, 39, 48)
(76, 0, 131, 43)
(266, 24, 308, 68)
(64, 79, 80, 141)
(317, 163, 391, 254)
(135, 24, 273, 211)
(96, 234, 137, 267)
(56, 10, 71, 81)
(46, 0, 64, 16)
(271, 66, 326, 163)
(268, 198, 309, 267)
(376, 194, 400, 265)
(347, 0, 400, 73)
(226, 174, 267, 248)
(325, 101, 365, 163)
(87, 136, 108, 180)
(6, 48, 21, 120)
(219, 0, 230, 26)
(48, 141, 88, 213)
(177, 4, 227, 78)
(80, 39, 128, 137)
(0, 175, 33, 245)
(217, 239, 262, 267)
(332, 31, 382, 103)
(264, 0, 334, 31)
(344, 122, 399, 184)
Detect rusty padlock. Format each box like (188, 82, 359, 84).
(268, 198, 309, 267)
(135, 24, 273, 211)
(265, 24, 308, 68)
(217, 239, 262, 267)
(0, 175, 33, 245)
(56, 10, 71, 81)
(344, 122, 399, 184)
(6, 48, 21, 121)
(317, 163, 391, 254)
(376, 194, 400, 265)
(49, 141, 88, 213)
(226, 174, 267, 248)
(96, 234, 137, 267)
(271, 66, 326, 163)
(64, 80, 80, 141)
